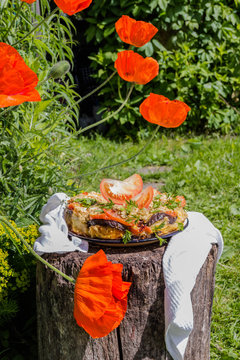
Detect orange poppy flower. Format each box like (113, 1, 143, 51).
(53, 0, 92, 16)
(139, 93, 191, 128)
(115, 15, 158, 47)
(74, 249, 131, 338)
(0, 43, 41, 108)
(20, 0, 36, 3)
(114, 50, 159, 85)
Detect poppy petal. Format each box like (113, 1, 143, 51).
(53, 0, 92, 15)
(74, 250, 131, 338)
(114, 50, 159, 85)
(0, 89, 41, 108)
(115, 15, 158, 47)
(76, 292, 129, 338)
(21, 0, 36, 3)
(115, 15, 133, 45)
(0, 42, 41, 108)
(134, 57, 159, 85)
(74, 250, 113, 320)
(139, 93, 190, 128)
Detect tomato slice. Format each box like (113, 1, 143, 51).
(100, 174, 143, 205)
(133, 186, 154, 209)
(103, 209, 133, 227)
(175, 195, 186, 207)
(89, 213, 109, 220)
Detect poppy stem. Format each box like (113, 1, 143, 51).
(2, 2, 24, 42)
(71, 125, 160, 179)
(11, 7, 59, 47)
(0, 216, 76, 284)
(75, 70, 117, 106)
(218, 94, 240, 115)
(72, 83, 135, 136)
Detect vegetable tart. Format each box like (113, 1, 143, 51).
(64, 174, 188, 243)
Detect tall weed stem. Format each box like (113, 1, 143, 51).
(0, 216, 75, 284)
(2, 2, 24, 42)
(73, 83, 135, 135)
(12, 7, 59, 47)
(0, 106, 18, 118)
(75, 70, 117, 105)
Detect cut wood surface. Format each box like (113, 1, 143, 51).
(36, 243, 218, 360)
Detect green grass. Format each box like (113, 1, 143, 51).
(63, 133, 240, 359)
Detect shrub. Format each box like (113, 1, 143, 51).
(81, 0, 240, 135)
(0, 222, 39, 359)
(0, 222, 38, 303)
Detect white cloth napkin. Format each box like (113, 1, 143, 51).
(33, 193, 89, 255)
(163, 211, 223, 360)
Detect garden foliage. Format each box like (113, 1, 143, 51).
(0, 1, 79, 353)
(84, 0, 240, 134)
(0, 0, 80, 222)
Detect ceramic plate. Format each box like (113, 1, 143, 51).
(68, 218, 189, 247)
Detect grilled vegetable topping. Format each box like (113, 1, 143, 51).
(87, 219, 127, 232)
(146, 212, 177, 226)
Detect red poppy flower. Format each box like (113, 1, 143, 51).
(114, 50, 159, 85)
(139, 93, 191, 128)
(53, 0, 92, 16)
(115, 15, 158, 47)
(74, 250, 131, 338)
(20, 0, 36, 4)
(0, 43, 41, 108)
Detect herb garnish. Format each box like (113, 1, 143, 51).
(177, 222, 184, 231)
(165, 198, 179, 210)
(98, 199, 115, 210)
(152, 222, 165, 232)
(155, 233, 167, 246)
(122, 230, 132, 244)
(74, 198, 97, 207)
(125, 199, 138, 215)
(125, 214, 141, 225)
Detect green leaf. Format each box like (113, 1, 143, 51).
(158, 0, 168, 11)
(152, 39, 167, 51)
(33, 100, 53, 123)
(103, 26, 115, 37)
(33, 39, 55, 58)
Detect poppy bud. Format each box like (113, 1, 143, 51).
(48, 61, 71, 80)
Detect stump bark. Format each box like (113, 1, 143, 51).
(36, 244, 218, 360)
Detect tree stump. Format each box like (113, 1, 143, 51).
(36, 244, 218, 360)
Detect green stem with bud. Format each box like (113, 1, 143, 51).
(0, 216, 75, 284)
